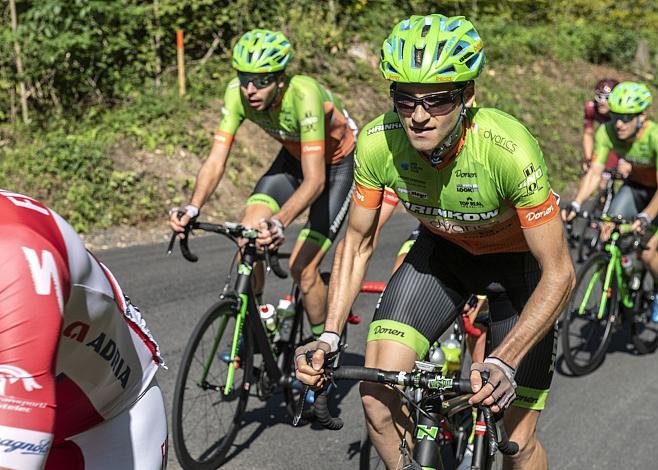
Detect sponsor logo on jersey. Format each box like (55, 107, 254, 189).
(0, 437, 50, 455)
(397, 188, 428, 199)
(459, 197, 484, 208)
(525, 204, 555, 222)
(0, 366, 43, 397)
(373, 325, 405, 338)
(457, 183, 478, 193)
(455, 170, 477, 178)
(302, 143, 322, 153)
(354, 190, 365, 202)
(85, 332, 132, 388)
(367, 121, 403, 135)
(517, 163, 544, 196)
(300, 113, 319, 133)
(400, 161, 422, 173)
(483, 129, 518, 153)
(402, 201, 499, 221)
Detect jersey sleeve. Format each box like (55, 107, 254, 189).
(294, 81, 326, 158)
(494, 122, 559, 229)
(353, 128, 386, 209)
(593, 124, 614, 164)
(583, 101, 595, 130)
(214, 78, 245, 147)
(0, 233, 70, 468)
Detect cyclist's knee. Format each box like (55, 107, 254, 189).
(359, 381, 397, 429)
(290, 261, 320, 290)
(503, 407, 543, 466)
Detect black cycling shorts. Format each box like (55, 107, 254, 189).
(247, 148, 354, 252)
(368, 226, 556, 410)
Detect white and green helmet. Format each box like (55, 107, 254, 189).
(380, 14, 484, 83)
(232, 29, 292, 73)
(608, 81, 652, 114)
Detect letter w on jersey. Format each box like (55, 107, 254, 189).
(21, 247, 64, 314)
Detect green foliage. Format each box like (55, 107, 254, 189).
(2, 0, 657, 231)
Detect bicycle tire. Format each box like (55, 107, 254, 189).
(630, 273, 658, 354)
(172, 299, 254, 469)
(561, 253, 617, 375)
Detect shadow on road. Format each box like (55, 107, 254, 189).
(221, 351, 365, 464)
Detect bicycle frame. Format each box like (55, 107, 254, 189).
(579, 230, 634, 321)
(197, 237, 283, 396)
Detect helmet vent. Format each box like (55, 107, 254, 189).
(414, 47, 424, 68)
(421, 24, 431, 38)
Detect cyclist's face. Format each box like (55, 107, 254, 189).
(613, 113, 644, 140)
(395, 83, 467, 155)
(239, 74, 281, 110)
(596, 99, 610, 114)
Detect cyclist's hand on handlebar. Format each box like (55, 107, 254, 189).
(632, 212, 651, 234)
(168, 205, 199, 239)
(560, 200, 580, 223)
(469, 357, 517, 414)
(617, 159, 632, 178)
(580, 158, 591, 173)
(294, 340, 331, 388)
(257, 217, 285, 250)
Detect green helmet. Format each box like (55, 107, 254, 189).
(380, 14, 484, 83)
(608, 81, 652, 114)
(232, 29, 292, 73)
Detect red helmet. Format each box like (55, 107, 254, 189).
(594, 78, 619, 100)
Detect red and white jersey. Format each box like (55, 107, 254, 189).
(0, 190, 163, 469)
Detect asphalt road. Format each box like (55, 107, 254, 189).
(99, 212, 656, 469)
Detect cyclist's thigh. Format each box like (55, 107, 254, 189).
(369, 227, 464, 360)
(247, 148, 300, 213)
(51, 381, 168, 470)
(485, 253, 556, 411)
(607, 183, 641, 219)
(299, 150, 354, 253)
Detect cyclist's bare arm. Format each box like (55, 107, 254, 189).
(573, 160, 606, 205)
(484, 217, 574, 368)
(169, 140, 231, 233)
(190, 140, 232, 210)
(582, 127, 594, 162)
(325, 203, 380, 334)
(275, 151, 326, 227)
(295, 204, 379, 385)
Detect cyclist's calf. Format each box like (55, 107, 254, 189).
(502, 407, 547, 470)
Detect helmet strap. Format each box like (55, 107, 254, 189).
(425, 97, 467, 167)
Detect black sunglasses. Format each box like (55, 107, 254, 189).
(390, 86, 466, 117)
(610, 112, 640, 123)
(237, 72, 282, 89)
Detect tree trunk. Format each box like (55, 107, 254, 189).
(9, 0, 29, 124)
(153, 0, 162, 87)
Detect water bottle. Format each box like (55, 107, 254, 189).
(276, 295, 295, 342)
(440, 337, 461, 376)
(259, 304, 278, 341)
(621, 256, 633, 276)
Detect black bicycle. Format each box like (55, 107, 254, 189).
(168, 219, 346, 469)
(569, 168, 624, 263)
(297, 354, 518, 470)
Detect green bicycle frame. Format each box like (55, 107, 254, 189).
(579, 230, 634, 320)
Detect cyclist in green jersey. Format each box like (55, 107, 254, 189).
(563, 81, 658, 317)
(169, 29, 356, 334)
(296, 14, 574, 470)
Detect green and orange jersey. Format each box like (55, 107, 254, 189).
(214, 75, 355, 164)
(353, 108, 559, 255)
(594, 120, 658, 187)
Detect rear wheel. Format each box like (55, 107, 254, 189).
(172, 300, 254, 469)
(561, 253, 617, 376)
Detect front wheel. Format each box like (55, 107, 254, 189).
(630, 275, 658, 354)
(172, 300, 254, 469)
(561, 253, 617, 376)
